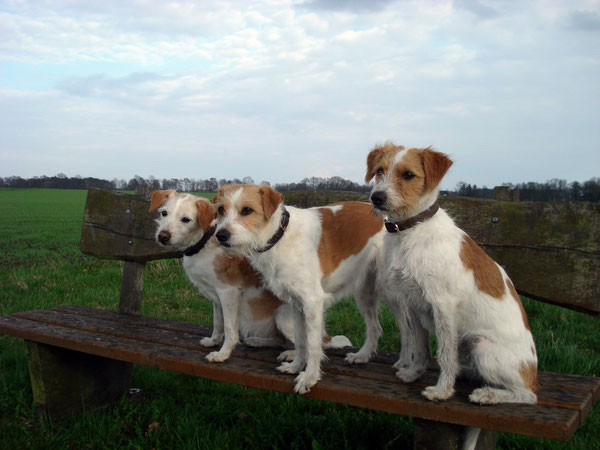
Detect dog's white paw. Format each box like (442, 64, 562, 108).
(276, 361, 302, 374)
(395, 366, 424, 383)
(422, 385, 454, 402)
(293, 371, 319, 395)
(200, 337, 221, 347)
(469, 387, 496, 404)
(344, 351, 369, 364)
(205, 350, 229, 363)
(277, 350, 296, 362)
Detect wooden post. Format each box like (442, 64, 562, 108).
(119, 261, 145, 315)
(413, 418, 498, 450)
(26, 341, 132, 421)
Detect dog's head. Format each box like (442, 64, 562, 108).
(212, 184, 284, 255)
(149, 190, 216, 250)
(365, 142, 452, 221)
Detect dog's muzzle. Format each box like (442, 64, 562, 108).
(370, 191, 387, 210)
(216, 229, 231, 247)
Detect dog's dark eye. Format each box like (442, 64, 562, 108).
(181, 217, 191, 223)
(218, 206, 225, 215)
(241, 207, 253, 216)
(403, 171, 415, 180)
(161, 210, 168, 217)
(376, 168, 384, 176)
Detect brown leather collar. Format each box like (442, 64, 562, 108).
(256, 206, 290, 253)
(384, 201, 439, 233)
(183, 225, 216, 256)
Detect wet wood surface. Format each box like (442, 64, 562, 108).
(1, 306, 598, 441)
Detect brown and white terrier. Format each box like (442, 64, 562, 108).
(365, 142, 538, 405)
(212, 184, 386, 394)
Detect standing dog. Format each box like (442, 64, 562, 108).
(212, 184, 385, 394)
(365, 143, 538, 405)
(150, 190, 351, 362)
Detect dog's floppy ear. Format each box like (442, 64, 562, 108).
(260, 186, 284, 219)
(421, 148, 453, 192)
(149, 190, 175, 212)
(196, 199, 215, 232)
(365, 147, 386, 183)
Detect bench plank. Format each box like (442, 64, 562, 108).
(2, 306, 598, 441)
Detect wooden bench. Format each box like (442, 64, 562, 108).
(1, 188, 598, 449)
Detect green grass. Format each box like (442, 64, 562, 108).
(0, 188, 598, 449)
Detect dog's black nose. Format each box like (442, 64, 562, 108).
(216, 229, 231, 243)
(370, 191, 387, 208)
(158, 230, 171, 245)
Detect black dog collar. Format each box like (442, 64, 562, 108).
(384, 201, 440, 233)
(183, 225, 216, 256)
(256, 206, 290, 253)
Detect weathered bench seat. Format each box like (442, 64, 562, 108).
(1, 305, 598, 443)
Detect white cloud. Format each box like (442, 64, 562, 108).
(1, 0, 599, 189)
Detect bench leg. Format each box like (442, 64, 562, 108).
(413, 418, 498, 450)
(26, 341, 132, 421)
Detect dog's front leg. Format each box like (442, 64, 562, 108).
(422, 301, 459, 401)
(293, 300, 325, 395)
(391, 303, 430, 382)
(206, 288, 240, 362)
(201, 300, 224, 347)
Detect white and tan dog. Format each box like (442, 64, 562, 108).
(212, 184, 386, 394)
(150, 190, 351, 363)
(365, 143, 538, 405)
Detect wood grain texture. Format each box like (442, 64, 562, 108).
(25, 341, 131, 421)
(2, 306, 598, 441)
(80, 189, 182, 262)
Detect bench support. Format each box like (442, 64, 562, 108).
(25, 341, 132, 421)
(119, 261, 145, 315)
(413, 418, 498, 450)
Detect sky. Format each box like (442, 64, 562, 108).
(1, 0, 599, 190)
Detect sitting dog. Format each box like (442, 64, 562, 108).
(150, 190, 351, 363)
(365, 142, 538, 405)
(212, 184, 386, 394)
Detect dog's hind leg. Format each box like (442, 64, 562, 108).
(345, 270, 382, 364)
(468, 337, 537, 405)
(277, 304, 307, 374)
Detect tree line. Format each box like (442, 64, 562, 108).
(1, 174, 599, 202)
(455, 178, 600, 202)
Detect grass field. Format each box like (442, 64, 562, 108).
(0, 188, 598, 449)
